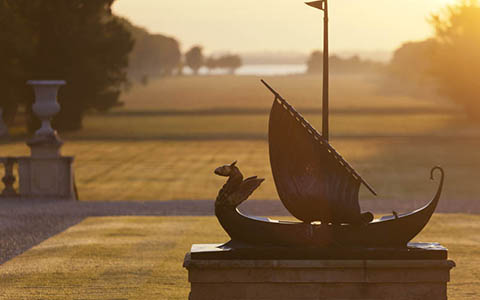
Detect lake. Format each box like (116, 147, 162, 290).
(185, 64, 307, 76)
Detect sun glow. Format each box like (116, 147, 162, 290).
(112, 0, 460, 54)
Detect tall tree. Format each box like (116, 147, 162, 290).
(0, 0, 33, 125)
(429, 0, 480, 119)
(0, 0, 133, 132)
(185, 46, 204, 75)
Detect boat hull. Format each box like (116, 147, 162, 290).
(216, 167, 444, 248)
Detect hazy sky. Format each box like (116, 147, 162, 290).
(113, 0, 455, 54)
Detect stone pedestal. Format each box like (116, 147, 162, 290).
(17, 156, 76, 200)
(184, 243, 455, 300)
(18, 120, 76, 200)
(17, 136, 77, 200)
(17, 80, 77, 200)
(27, 134, 63, 158)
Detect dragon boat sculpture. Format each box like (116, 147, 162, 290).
(214, 80, 444, 248)
(213, 0, 444, 248)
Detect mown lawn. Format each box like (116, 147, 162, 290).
(0, 214, 478, 299)
(1, 74, 478, 202)
(62, 111, 463, 140)
(0, 76, 478, 300)
(117, 74, 448, 112)
(2, 137, 479, 205)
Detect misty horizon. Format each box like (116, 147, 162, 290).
(112, 0, 454, 55)
(236, 49, 393, 65)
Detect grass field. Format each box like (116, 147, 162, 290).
(1, 73, 479, 299)
(117, 74, 448, 111)
(0, 214, 478, 299)
(1, 74, 478, 203)
(2, 138, 479, 205)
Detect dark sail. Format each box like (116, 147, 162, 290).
(265, 81, 375, 223)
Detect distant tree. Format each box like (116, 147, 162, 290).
(381, 40, 438, 98)
(185, 46, 204, 75)
(135, 34, 180, 77)
(306, 50, 380, 74)
(428, 0, 480, 119)
(306, 51, 324, 74)
(176, 60, 185, 76)
(216, 54, 243, 74)
(0, 0, 134, 132)
(389, 39, 436, 84)
(122, 19, 181, 81)
(205, 56, 218, 73)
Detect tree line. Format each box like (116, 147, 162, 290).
(126, 30, 243, 80)
(0, 0, 244, 133)
(0, 0, 133, 131)
(2, 0, 478, 133)
(388, 0, 480, 120)
(121, 18, 181, 82)
(306, 51, 382, 74)
(186, 46, 243, 75)
(307, 0, 480, 121)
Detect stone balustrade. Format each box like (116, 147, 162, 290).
(0, 156, 18, 197)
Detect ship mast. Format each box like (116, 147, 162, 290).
(306, 0, 329, 141)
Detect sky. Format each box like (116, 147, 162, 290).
(112, 0, 456, 55)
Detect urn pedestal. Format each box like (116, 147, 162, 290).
(17, 156, 75, 200)
(184, 243, 455, 300)
(17, 80, 77, 200)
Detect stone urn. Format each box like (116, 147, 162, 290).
(26, 80, 66, 158)
(27, 80, 65, 137)
(18, 79, 76, 200)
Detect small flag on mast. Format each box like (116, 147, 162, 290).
(306, 1, 325, 11)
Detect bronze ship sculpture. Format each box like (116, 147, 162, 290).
(215, 80, 444, 248)
(214, 0, 444, 249)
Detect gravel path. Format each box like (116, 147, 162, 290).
(1, 198, 478, 265)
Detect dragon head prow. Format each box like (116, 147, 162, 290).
(214, 161, 264, 208)
(214, 161, 238, 177)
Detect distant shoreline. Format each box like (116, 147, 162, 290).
(184, 64, 307, 76)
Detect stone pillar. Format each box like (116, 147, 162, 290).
(17, 80, 76, 200)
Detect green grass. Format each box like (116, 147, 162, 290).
(1, 76, 478, 299)
(61, 111, 463, 141)
(1, 74, 478, 202)
(0, 214, 478, 299)
(3, 137, 479, 203)
(118, 74, 448, 111)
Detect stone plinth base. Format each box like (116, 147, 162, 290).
(17, 156, 76, 200)
(184, 244, 455, 300)
(27, 134, 63, 158)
